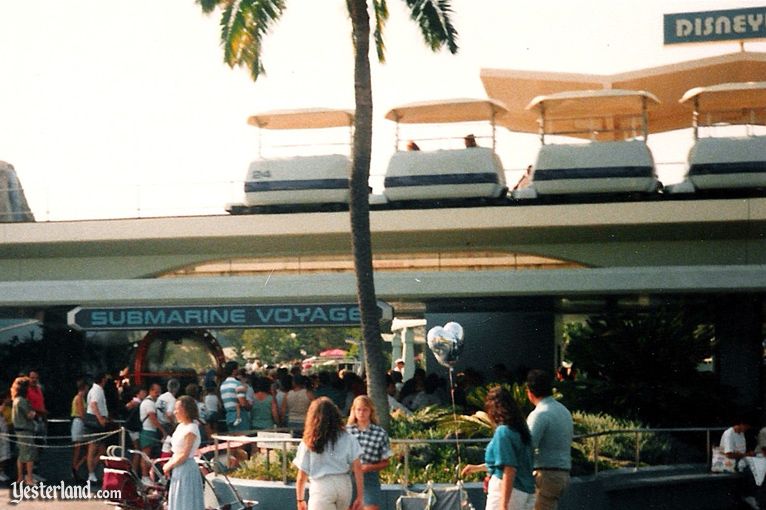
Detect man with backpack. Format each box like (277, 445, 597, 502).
(123, 386, 147, 473)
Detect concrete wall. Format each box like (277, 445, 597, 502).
(715, 295, 764, 413)
(218, 465, 742, 510)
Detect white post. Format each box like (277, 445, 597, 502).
(390, 331, 403, 371)
(402, 328, 416, 381)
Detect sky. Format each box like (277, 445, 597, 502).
(0, 0, 764, 220)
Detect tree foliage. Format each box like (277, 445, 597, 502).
(229, 327, 360, 365)
(560, 307, 734, 426)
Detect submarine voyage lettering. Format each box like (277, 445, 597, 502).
(664, 7, 766, 44)
(67, 304, 364, 330)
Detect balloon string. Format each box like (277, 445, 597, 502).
(449, 367, 462, 478)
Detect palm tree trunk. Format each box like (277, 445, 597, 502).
(348, 0, 390, 429)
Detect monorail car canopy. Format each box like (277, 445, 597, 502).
(247, 108, 355, 130)
(525, 89, 660, 142)
(680, 81, 766, 132)
(384, 98, 509, 151)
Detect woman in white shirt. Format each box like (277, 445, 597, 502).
(293, 397, 364, 510)
(162, 395, 203, 510)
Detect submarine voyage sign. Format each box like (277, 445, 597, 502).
(67, 302, 391, 331)
(664, 6, 766, 45)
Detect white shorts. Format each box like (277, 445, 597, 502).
(486, 474, 535, 510)
(71, 417, 85, 442)
(308, 473, 352, 510)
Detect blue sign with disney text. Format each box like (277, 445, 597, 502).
(664, 7, 766, 45)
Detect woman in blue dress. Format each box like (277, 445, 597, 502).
(163, 395, 203, 510)
(461, 386, 535, 510)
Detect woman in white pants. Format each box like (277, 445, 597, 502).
(293, 397, 364, 510)
(461, 387, 536, 510)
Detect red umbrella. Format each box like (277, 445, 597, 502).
(319, 348, 348, 358)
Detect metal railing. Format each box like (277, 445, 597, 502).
(210, 426, 727, 483)
(576, 426, 726, 475)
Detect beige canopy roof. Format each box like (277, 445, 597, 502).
(527, 89, 660, 116)
(680, 81, 766, 128)
(482, 51, 766, 134)
(384, 98, 509, 124)
(525, 89, 659, 141)
(680, 81, 766, 111)
(247, 108, 355, 129)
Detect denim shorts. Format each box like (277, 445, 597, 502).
(351, 471, 382, 506)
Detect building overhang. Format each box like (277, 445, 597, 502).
(0, 265, 763, 309)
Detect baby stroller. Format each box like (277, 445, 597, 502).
(101, 445, 256, 510)
(396, 480, 475, 510)
(101, 445, 168, 510)
(198, 456, 258, 510)
(395, 465, 475, 510)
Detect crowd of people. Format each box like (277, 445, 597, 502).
(6, 353, 766, 510)
(0, 363, 577, 510)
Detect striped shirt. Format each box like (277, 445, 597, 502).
(220, 377, 240, 412)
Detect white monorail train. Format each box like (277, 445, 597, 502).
(227, 83, 766, 214)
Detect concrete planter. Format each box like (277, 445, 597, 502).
(214, 478, 487, 510)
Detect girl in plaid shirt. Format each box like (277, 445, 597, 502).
(346, 395, 392, 510)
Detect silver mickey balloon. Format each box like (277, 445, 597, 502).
(443, 322, 464, 342)
(427, 323, 464, 368)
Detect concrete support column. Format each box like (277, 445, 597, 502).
(402, 328, 416, 381)
(715, 295, 762, 413)
(390, 331, 402, 371)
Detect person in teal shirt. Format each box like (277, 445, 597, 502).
(462, 386, 535, 510)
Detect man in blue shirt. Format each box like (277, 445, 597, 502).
(526, 369, 573, 510)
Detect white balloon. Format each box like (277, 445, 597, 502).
(427, 326, 447, 342)
(427, 323, 464, 368)
(443, 322, 464, 341)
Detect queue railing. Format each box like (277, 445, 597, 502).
(211, 426, 727, 483)
(576, 426, 726, 475)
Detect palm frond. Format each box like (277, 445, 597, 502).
(402, 0, 458, 54)
(217, 0, 286, 80)
(196, 0, 225, 14)
(372, 0, 389, 63)
(444, 410, 495, 438)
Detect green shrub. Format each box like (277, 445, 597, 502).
(572, 411, 671, 467)
(230, 448, 297, 482)
(229, 408, 675, 484)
